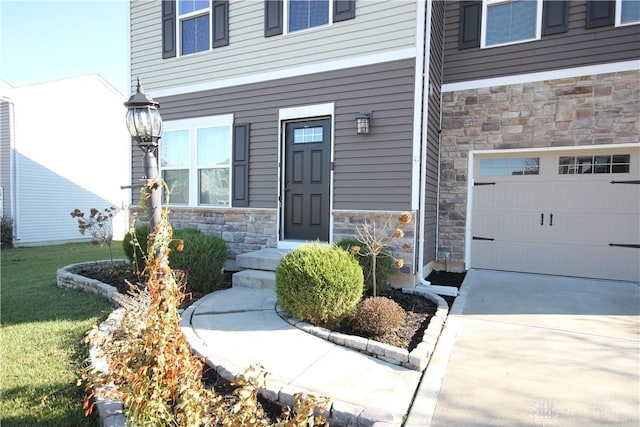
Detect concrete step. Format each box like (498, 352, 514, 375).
(232, 269, 276, 290)
(235, 248, 287, 272)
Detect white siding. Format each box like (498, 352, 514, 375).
(8, 75, 131, 244)
(0, 100, 12, 218)
(131, 0, 418, 92)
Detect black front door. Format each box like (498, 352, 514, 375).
(283, 119, 331, 241)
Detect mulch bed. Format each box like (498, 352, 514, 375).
(77, 263, 465, 421)
(78, 264, 465, 352)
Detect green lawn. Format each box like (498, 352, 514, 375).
(1, 242, 126, 426)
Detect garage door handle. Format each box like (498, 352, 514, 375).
(540, 213, 544, 226)
(549, 213, 553, 226)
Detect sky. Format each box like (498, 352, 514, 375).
(0, 0, 130, 95)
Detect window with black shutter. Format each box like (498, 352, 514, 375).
(161, 0, 229, 58)
(264, 0, 355, 37)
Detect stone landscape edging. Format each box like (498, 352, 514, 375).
(56, 259, 131, 305)
(58, 261, 451, 427)
(276, 288, 449, 371)
(56, 260, 130, 427)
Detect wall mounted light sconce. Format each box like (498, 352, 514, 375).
(356, 112, 371, 134)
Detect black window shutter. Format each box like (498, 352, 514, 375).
(459, 1, 481, 49)
(586, 1, 615, 28)
(212, 0, 229, 48)
(542, 0, 568, 35)
(162, 0, 177, 58)
(334, 0, 355, 22)
(264, 0, 283, 37)
(232, 123, 250, 207)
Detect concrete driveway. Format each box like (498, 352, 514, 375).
(406, 269, 640, 427)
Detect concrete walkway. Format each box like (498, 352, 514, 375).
(180, 287, 422, 426)
(405, 270, 640, 427)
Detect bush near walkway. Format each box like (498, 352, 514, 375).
(0, 243, 117, 426)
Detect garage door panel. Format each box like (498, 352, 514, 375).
(471, 149, 640, 282)
(472, 240, 639, 281)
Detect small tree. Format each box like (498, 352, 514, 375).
(349, 212, 413, 297)
(71, 207, 116, 263)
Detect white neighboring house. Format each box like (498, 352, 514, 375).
(0, 75, 131, 246)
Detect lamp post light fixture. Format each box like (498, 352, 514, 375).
(124, 77, 163, 233)
(356, 112, 371, 134)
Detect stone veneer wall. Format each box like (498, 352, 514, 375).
(439, 69, 640, 265)
(165, 208, 277, 258)
(333, 210, 417, 274)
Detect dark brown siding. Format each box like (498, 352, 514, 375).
(132, 59, 416, 211)
(443, 1, 640, 84)
(423, 0, 445, 265)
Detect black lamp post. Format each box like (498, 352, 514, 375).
(124, 78, 163, 233)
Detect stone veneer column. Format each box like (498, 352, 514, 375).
(333, 210, 417, 274)
(438, 70, 640, 265)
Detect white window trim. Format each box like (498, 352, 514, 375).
(616, 0, 640, 26)
(161, 114, 234, 207)
(282, 0, 334, 35)
(481, 0, 543, 49)
(176, 2, 211, 58)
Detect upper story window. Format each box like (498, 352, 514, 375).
(162, 0, 229, 59)
(161, 115, 234, 207)
(460, 0, 567, 50)
(618, 0, 640, 26)
(289, 0, 330, 32)
(264, 0, 355, 37)
(179, 0, 210, 55)
(482, 0, 542, 48)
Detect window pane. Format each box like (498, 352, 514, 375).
(612, 154, 631, 173)
(486, 0, 537, 46)
(289, 0, 329, 32)
(593, 155, 611, 174)
(480, 157, 539, 176)
(558, 156, 575, 174)
(161, 130, 190, 168)
(182, 14, 210, 55)
(199, 168, 230, 206)
(621, 0, 640, 24)
(164, 169, 189, 204)
(197, 127, 231, 166)
(179, 0, 209, 15)
(293, 126, 324, 143)
(576, 156, 593, 174)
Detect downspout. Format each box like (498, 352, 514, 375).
(416, 0, 457, 297)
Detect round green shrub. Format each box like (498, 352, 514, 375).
(275, 243, 364, 328)
(336, 237, 393, 295)
(352, 296, 405, 336)
(169, 231, 228, 293)
(122, 225, 228, 294)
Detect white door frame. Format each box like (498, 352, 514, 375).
(277, 103, 335, 250)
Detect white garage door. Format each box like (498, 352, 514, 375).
(470, 148, 640, 282)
